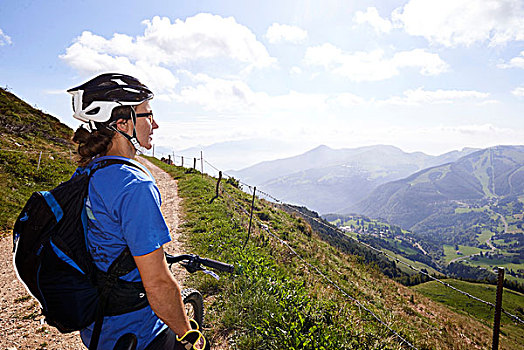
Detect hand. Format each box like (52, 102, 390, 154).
(176, 319, 210, 350)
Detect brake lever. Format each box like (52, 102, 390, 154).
(201, 267, 220, 280)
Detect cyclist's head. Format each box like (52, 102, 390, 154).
(69, 73, 155, 165)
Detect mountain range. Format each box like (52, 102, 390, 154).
(230, 144, 478, 214)
(352, 145, 524, 243)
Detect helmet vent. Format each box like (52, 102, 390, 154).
(86, 107, 101, 115)
(123, 87, 141, 93)
(112, 78, 127, 86)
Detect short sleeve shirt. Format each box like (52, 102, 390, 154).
(79, 156, 170, 349)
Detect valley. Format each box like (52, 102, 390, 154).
(326, 206, 524, 288)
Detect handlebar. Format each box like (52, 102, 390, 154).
(165, 253, 234, 274)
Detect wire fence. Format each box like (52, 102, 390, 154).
(220, 186, 418, 349)
(0, 148, 72, 155)
(199, 158, 524, 326)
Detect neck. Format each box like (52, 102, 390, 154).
(105, 133, 136, 159)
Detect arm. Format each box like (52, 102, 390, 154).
(134, 247, 191, 337)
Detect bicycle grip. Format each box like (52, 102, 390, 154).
(199, 257, 234, 274)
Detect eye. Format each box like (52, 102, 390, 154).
(136, 112, 153, 123)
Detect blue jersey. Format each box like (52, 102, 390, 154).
(78, 155, 171, 350)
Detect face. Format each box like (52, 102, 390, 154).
(133, 100, 158, 150)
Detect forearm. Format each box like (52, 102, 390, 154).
(134, 248, 192, 337)
(145, 274, 191, 337)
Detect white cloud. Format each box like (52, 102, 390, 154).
(141, 14, 275, 67)
(392, 0, 524, 47)
(0, 29, 12, 46)
(329, 93, 367, 107)
(60, 37, 179, 93)
(60, 13, 275, 92)
(354, 7, 392, 34)
(290, 66, 302, 75)
(304, 44, 448, 81)
(512, 86, 524, 97)
(498, 51, 524, 69)
(172, 72, 268, 112)
(170, 71, 369, 113)
(265, 23, 308, 44)
(382, 87, 490, 105)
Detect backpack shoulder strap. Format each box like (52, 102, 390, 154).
(86, 158, 150, 350)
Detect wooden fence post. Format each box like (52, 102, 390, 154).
(492, 267, 505, 350)
(201, 151, 204, 177)
(181, 156, 184, 167)
(209, 171, 222, 204)
(193, 157, 196, 169)
(37, 151, 42, 171)
(244, 187, 257, 247)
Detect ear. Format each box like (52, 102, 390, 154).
(115, 118, 131, 133)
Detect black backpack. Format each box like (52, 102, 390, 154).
(13, 158, 150, 350)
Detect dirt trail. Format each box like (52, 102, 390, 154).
(0, 156, 187, 349)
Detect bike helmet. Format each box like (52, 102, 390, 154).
(68, 73, 154, 149)
(68, 73, 153, 123)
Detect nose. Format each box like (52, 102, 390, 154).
(152, 118, 159, 129)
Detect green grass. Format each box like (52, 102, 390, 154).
(380, 247, 441, 276)
(464, 257, 524, 275)
(0, 149, 76, 233)
(477, 229, 494, 244)
(412, 279, 524, 347)
(455, 207, 486, 214)
(443, 244, 491, 264)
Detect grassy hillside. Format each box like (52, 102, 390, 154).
(0, 87, 76, 234)
(149, 156, 523, 350)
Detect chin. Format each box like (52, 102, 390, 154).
(139, 142, 152, 150)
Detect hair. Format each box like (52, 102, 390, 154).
(72, 126, 115, 167)
(71, 106, 133, 166)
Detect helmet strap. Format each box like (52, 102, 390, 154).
(88, 120, 97, 132)
(107, 107, 141, 154)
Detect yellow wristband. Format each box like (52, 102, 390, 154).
(176, 329, 206, 350)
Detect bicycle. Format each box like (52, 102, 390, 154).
(113, 253, 234, 350)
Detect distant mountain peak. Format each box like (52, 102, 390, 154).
(305, 144, 333, 153)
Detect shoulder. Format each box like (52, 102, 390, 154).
(91, 156, 153, 184)
(88, 156, 159, 204)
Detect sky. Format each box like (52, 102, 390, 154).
(1, 0, 523, 170)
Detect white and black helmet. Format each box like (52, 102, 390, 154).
(68, 73, 154, 150)
(67, 73, 153, 123)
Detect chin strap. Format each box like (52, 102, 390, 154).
(107, 107, 141, 153)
